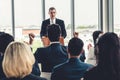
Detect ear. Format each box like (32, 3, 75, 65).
(48, 11, 50, 15)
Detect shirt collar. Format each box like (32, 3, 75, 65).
(50, 18, 56, 24)
(50, 41, 60, 44)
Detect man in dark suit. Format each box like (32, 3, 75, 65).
(51, 37, 93, 80)
(35, 24, 68, 72)
(40, 7, 67, 39)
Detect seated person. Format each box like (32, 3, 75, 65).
(83, 32, 120, 80)
(0, 33, 14, 79)
(0, 33, 40, 79)
(34, 24, 68, 72)
(85, 30, 103, 66)
(51, 37, 93, 80)
(73, 32, 86, 62)
(2, 42, 47, 80)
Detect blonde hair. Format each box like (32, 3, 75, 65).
(2, 41, 35, 78)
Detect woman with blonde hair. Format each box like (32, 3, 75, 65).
(2, 42, 46, 80)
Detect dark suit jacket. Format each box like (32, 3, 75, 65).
(51, 58, 93, 80)
(34, 43, 68, 72)
(40, 18, 67, 38)
(2, 74, 47, 80)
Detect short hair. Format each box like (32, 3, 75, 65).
(0, 33, 14, 54)
(68, 37, 84, 56)
(2, 42, 35, 78)
(49, 7, 56, 12)
(92, 30, 103, 45)
(47, 24, 61, 42)
(95, 32, 120, 79)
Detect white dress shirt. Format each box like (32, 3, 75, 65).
(50, 18, 56, 24)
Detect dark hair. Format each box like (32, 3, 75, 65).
(96, 32, 120, 79)
(0, 33, 14, 54)
(93, 30, 103, 45)
(68, 37, 84, 56)
(47, 24, 61, 42)
(49, 7, 56, 12)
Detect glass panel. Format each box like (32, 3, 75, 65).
(14, 0, 42, 52)
(0, 0, 12, 34)
(114, 0, 120, 36)
(75, 0, 98, 53)
(45, 0, 71, 45)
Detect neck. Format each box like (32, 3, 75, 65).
(51, 17, 55, 20)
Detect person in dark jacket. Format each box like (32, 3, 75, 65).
(2, 42, 47, 80)
(40, 7, 67, 39)
(35, 24, 68, 72)
(0, 33, 40, 79)
(51, 37, 93, 80)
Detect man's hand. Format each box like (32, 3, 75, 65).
(29, 33, 35, 45)
(73, 32, 79, 38)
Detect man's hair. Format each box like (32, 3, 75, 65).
(47, 24, 61, 42)
(2, 42, 35, 78)
(68, 37, 84, 56)
(49, 7, 56, 12)
(0, 33, 14, 54)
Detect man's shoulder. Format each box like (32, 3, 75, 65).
(36, 47, 48, 52)
(53, 61, 68, 70)
(56, 18, 64, 22)
(43, 19, 50, 22)
(34, 47, 48, 55)
(80, 62, 94, 71)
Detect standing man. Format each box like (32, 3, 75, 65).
(40, 7, 67, 46)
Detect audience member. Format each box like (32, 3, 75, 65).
(0, 33, 14, 79)
(34, 24, 68, 72)
(85, 30, 103, 65)
(51, 37, 93, 80)
(0, 33, 40, 79)
(2, 42, 47, 80)
(84, 32, 120, 80)
(73, 32, 86, 62)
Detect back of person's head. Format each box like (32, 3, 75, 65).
(96, 32, 120, 79)
(92, 30, 103, 45)
(0, 33, 14, 54)
(47, 24, 61, 42)
(68, 37, 84, 56)
(2, 42, 35, 78)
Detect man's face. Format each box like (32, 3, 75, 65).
(49, 9, 56, 19)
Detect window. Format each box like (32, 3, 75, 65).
(75, 0, 98, 52)
(0, 0, 12, 34)
(114, 0, 120, 36)
(14, 0, 42, 52)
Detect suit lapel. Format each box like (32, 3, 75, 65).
(48, 19, 50, 24)
(56, 18, 58, 24)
